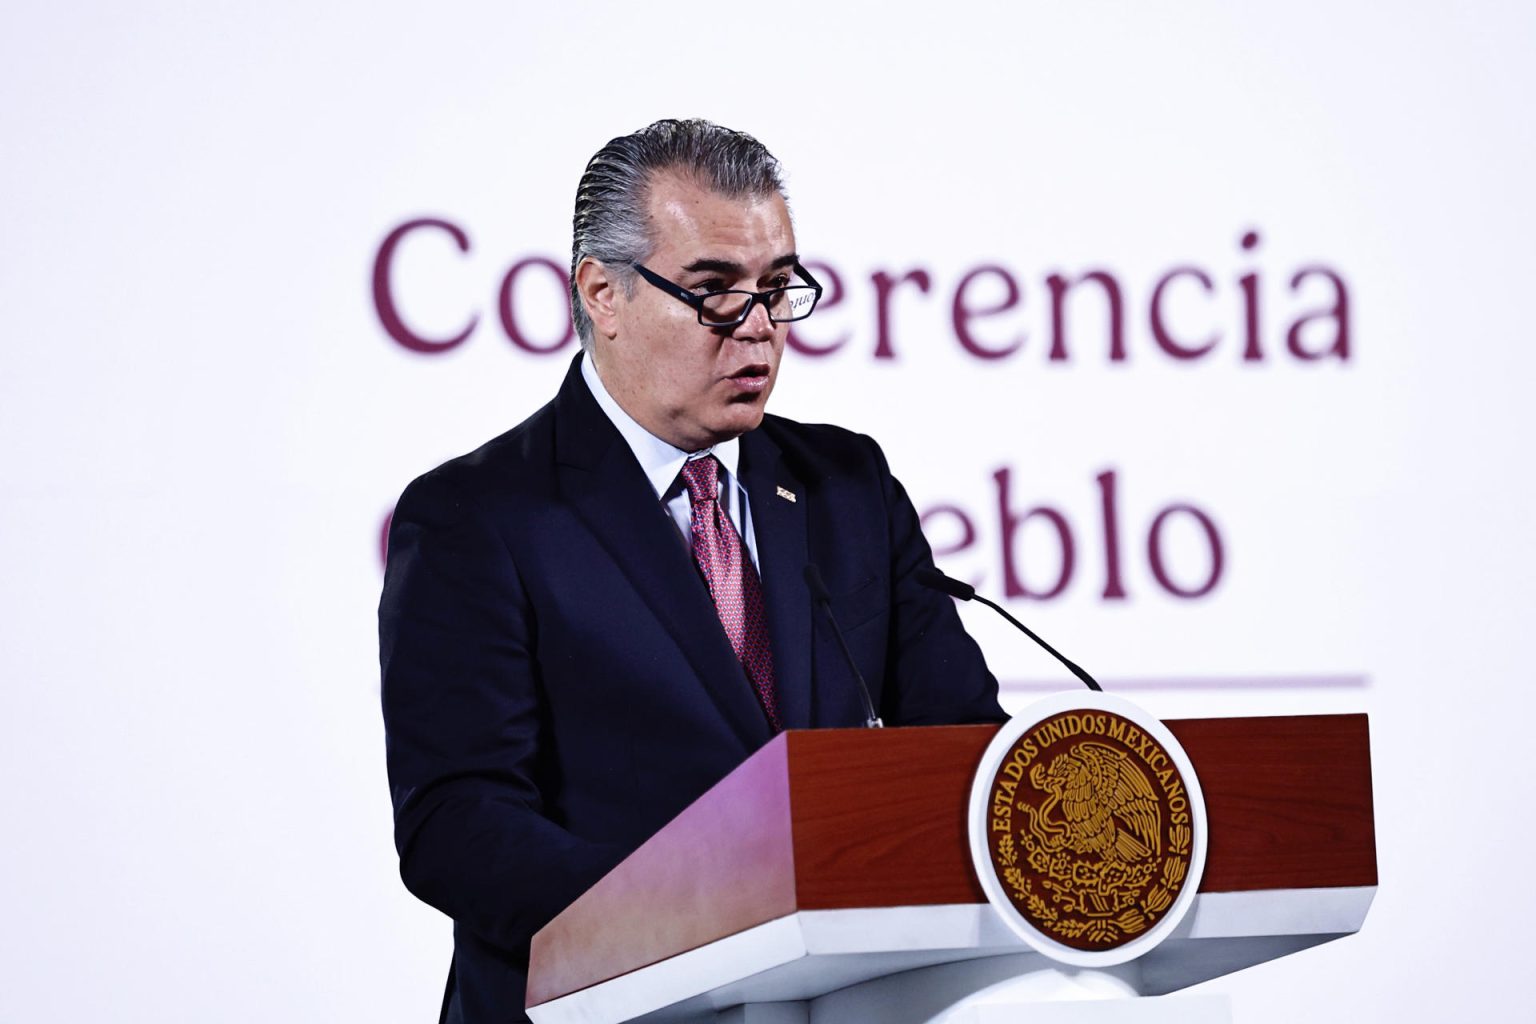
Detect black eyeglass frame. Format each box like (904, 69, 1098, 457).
(630, 261, 824, 328)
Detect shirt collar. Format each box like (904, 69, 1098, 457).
(580, 352, 741, 499)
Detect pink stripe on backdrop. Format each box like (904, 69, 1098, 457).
(1001, 673, 1371, 692)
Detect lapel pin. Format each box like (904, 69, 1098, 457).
(776, 485, 797, 503)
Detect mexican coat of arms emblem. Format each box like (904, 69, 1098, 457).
(969, 692, 1207, 965)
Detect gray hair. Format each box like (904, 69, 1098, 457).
(569, 119, 788, 349)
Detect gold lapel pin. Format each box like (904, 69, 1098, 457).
(776, 485, 797, 503)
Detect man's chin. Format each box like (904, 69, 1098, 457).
(703, 404, 768, 445)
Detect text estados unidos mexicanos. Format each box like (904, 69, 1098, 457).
(991, 713, 1191, 835)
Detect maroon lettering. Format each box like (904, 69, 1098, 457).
(372, 218, 478, 354)
(371, 217, 1354, 370)
(921, 504, 978, 563)
(1147, 504, 1224, 598)
(786, 260, 850, 356)
(1287, 266, 1351, 361)
(951, 264, 1024, 360)
(871, 267, 932, 360)
(996, 467, 1074, 599)
(1096, 469, 1127, 600)
(1149, 267, 1218, 359)
(1239, 229, 1262, 361)
(497, 257, 575, 354)
(1047, 270, 1126, 362)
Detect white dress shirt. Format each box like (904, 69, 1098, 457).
(580, 353, 761, 569)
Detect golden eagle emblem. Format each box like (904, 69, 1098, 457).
(984, 711, 1195, 952)
(1028, 742, 1161, 866)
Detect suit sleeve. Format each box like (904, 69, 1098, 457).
(378, 469, 625, 955)
(866, 437, 1009, 725)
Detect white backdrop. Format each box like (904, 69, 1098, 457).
(3, 2, 1532, 1021)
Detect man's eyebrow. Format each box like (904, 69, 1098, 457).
(680, 253, 800, 276)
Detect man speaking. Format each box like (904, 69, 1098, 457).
(380, 119, 1004, 1023)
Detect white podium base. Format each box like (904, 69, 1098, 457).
(529, 888, 1370, 1024)
(713, 958, 1231, 1024)
(717, 996, 1230, 1024)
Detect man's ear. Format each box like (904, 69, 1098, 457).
(575, 258, 621, 340)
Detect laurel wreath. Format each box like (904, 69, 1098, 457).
(993, 813, 1192, 945)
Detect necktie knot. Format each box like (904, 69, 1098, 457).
(680, 455, 720, 509)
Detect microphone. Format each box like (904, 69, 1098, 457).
(803, 564, 883, 728)
(915, 567, 1103, 692)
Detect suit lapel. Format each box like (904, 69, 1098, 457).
(740, 428, 813, 731)
(552, 358, 770, 748)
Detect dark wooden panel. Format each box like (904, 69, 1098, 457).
(1168, 713, 1377, 892)
(784, 715, 1376, 909)
(787, 726, 994, 910)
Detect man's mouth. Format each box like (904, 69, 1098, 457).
(727, 364, 772, 393)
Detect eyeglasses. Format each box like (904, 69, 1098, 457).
(631, 262, 824, 328)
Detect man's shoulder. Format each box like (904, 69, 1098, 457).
(397, 398, 560, 510)
(755, 413, 890, 477)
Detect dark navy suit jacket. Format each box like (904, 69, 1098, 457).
(379, 357, 1003, 1023)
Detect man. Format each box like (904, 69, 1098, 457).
(380, 119, 1003, 1024)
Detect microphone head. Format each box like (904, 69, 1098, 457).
(802, 563, 832, 603)
(914, 566, 975, 601)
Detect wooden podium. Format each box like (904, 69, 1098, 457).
(526, 715, 1375, 1024)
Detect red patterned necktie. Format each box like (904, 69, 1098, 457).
(680, 455, 781, 732)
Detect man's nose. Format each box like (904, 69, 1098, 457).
(731, 297, 777, 341)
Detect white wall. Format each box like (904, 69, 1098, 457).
(2, 2, 1530, 1020)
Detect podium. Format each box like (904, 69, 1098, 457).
(526, 715, 1375, 1024)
